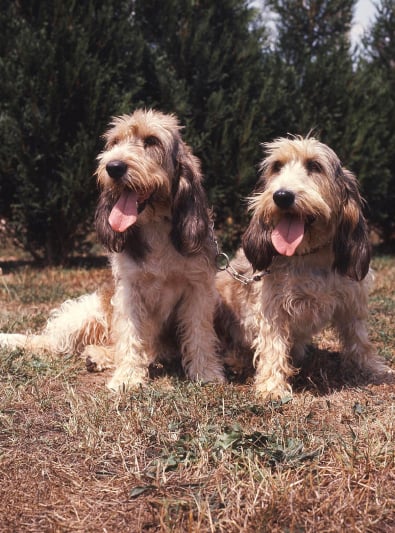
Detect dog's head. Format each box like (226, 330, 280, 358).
(242, 136, 370, 281)
(95, 109, 210, 258)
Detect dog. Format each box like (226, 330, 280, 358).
(0, 109, 225, 391)
(215, 136, 390, 399)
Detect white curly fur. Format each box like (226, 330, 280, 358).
(0, 292, 109, 354)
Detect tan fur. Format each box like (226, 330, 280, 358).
(215, 136, 391, 399)
(0, 291, 111, 355)
(0, 109, 224, 391)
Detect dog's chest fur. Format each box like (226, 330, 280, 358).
(258, 259, 370, 338)
(111, 217, 215, 319)
(263, 266, 338, 329)
(217, 252, 371, 345)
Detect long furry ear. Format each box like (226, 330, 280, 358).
(333, 169, 370, 281)
(242, 215, 276, 271)
(170, 143, 210, 255)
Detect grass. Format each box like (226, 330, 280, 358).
(0, 254, 394, 532)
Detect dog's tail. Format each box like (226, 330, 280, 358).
(0, 292, 110, 356)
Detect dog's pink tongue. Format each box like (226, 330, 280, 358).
(272, 215, 304, 256)
(109, 190, 138, 232)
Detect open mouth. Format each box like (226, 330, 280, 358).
(108, 189, 151, 233)
(271, 214, 316, 256)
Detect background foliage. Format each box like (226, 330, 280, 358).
(0, 0, 394, 264)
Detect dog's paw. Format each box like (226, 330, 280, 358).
(340, 357, 394, 385)
(85, 355, 101, 373)
(106, 374, 147, 393)
(186, 357, 226, 384)
(196, 369, 226, 384)
(106, 364, 149, 393)
(83, 345, 114, 373)
(366, 366, 394, 385)
(255, 380, 293, 402)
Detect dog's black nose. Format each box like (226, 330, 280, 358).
(106, 160, 127, 180)
(273, 189, 295, 209)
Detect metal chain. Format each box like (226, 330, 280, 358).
(210, 222, 269, 285)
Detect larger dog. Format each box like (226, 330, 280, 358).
(0, 109, 224, 391)
(216, 136, 390, 399)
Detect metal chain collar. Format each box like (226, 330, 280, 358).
(210, 222, 269, 285)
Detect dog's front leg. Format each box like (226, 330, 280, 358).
(177, 284, 225, 384)
(107, 337, 151, 393)
(105, 286, 155, 393)
(253, 313, 295, 399)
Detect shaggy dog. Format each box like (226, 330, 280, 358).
(215, 136, 390, 399)
(0, 109, 225, 391)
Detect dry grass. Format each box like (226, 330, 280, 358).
(0, 253, 394, 532)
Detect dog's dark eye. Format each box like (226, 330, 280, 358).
(271, 160, 283, 173)
(306, 159, 323, 173)
(144, 136, 160, 148)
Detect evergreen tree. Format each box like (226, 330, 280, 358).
(267, 0, 356, 148)
(134, 0, 270, 250)
(0, 0, 145, 264)
(347, 0, 395, 242)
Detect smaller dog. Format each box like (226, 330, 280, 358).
(216, 136, 390, 399)
(0, 109, 225, 391)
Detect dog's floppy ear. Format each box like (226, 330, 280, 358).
(242, 215, 276, 271)
(333, 169, 370, 281)
(170, 142, 210, 255)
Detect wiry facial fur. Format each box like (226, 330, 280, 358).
(95, 110, 211, 259)
(216, 136, 391, 399)
(243, 136, 370, 280)
(0, 109, 224, 391)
